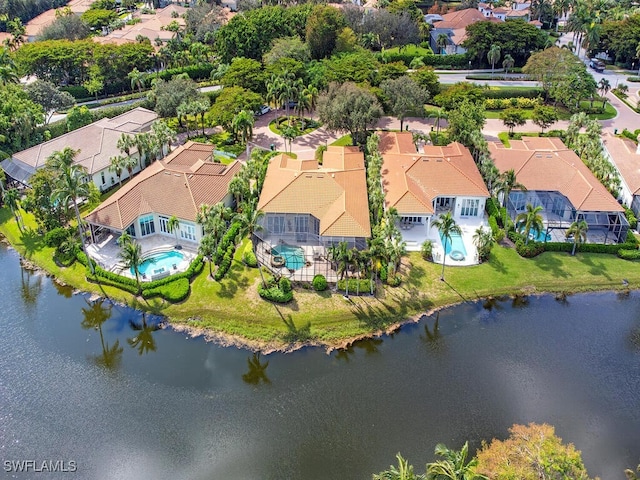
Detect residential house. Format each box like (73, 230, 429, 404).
(379, 131, 490, 260)
(1, 107, 158, 190)
(85, 141, 241, 247)
(489, 137, 628, 243)
(257, 146, 371, 250)
(601, 133, 640, 216)
(430, 8, 500, 54)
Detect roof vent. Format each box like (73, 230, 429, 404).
(305, 174, 312, 178)
(174, 173, 181, 177)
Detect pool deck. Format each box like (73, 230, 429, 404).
(87, 233, 197, 280)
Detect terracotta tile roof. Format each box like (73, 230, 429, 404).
(85, 142, 241, 230)
(602, 133, 640, 195)
(10, 107, 157, 179)
(380, 132, 489, 215)
(488, 139, 623, 212)
(25, 9, 57, 38)
(257, 147, 371, 238)
(434, 8, 489, 29)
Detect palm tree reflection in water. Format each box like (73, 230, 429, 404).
(128, 312, 160, 356)
(81, 298, 123, 371)
(242, 353, 271, 385)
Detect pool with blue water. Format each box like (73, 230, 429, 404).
(439, 231, 467, 260)
(133, 250, 185, 276)
(272, 244, 305, 270)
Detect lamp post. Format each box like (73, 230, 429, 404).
(468, 60, 471, 71)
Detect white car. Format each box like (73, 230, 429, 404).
(255, 105, 271, 116)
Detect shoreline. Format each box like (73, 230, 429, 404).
(2, 229, 637, 354)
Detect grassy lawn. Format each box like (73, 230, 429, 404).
(4, 207, 640, 349)
(330, 134, 353, 146)
(268, 117, 320, 136)
(485, 102, 616, 121)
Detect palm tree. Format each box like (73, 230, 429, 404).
(3, 187, 22, 230)
(565, 219, 588, 255)
(117, 133, 136, 159)
(473, 227, 494, 262)
(151, 120, 176, 158)
(232, 109, 255, 144)
(281, 124, 299, 154)
(122, 154, 137, 181)
(119, 240, 143, 294)
(109, 155, 126, 187)
(0, 46, 19, 85)
(127, 67, 146, 93)
(598, 78, 611, 108)
(436, 33, 449, 55)
(177, 101, 193, 139)
(502, 53, 514, 73)
(303, 84, 319, 113)
(168, 215, 180, 249)
(117, 230, 131, 247)
(496, 169, 526, 209)
(426, 442, 487, 480)
(127, 313, 157, 356)
(373, 453, 424, 480)
(487, 44, 501, 79)
(198, 232, 218, 279)
(515, 203, 544, 244)
(431, 212, 461, 281)
(50, 157, 95, 274)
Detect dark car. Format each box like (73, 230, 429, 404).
(589, 59, 605, 72)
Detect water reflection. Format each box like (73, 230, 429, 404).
(20, 267, 42, 305)
(127, 313, 160, 356)
(242, 353, 271, 385)
(482, 296, 506, 311)
(512, 294, 530, 308)
(420, 312, 445, 354)
(80, 298, 123, 371)
(334, 337, 384, 362)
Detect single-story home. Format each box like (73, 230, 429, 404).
(379, 131, 490, 257)
(85, 141, 241, 248)
(1, 107, 158, 190)
(601, 133, 640, 216)
(257, 146, 371, 250)
(489, 137, 628, 243)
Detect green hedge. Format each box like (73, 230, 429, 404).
(258, 282, 294, 303)
(486, 197, 500, 218)
(337, 278, 372, 294)
(618, 249, 640, 260)
(153, 64, 214, 82)
(422, 53, 470, 68)
(483, 87, 545, 99)
(214, 245, 234, 281)
(484, 97, 541, 110)
(214, 222, 240, 265)
(243, 250, 258, 267)
(142, 277, 190, 302)
(312, 274, 328, 291)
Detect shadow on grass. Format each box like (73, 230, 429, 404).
(534, 252, 568, 278)
(405, 264, 425, 288)
(215, 260, 250, 299)
(487, 250, 508, 275)
(576, 254, 612, 280)
(18, 227, 43, 260)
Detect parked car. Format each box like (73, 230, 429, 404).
(589, 59, 605, 72)
(255, 105, 271, 116)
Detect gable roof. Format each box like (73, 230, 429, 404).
(488, 137, 623, 212)
(432, 8, 499, 45)
(602, 133, 640, 195)
(85, 142, 241, 230)
(257, 146, 371, 238)
(3, 107, 157, 184)
(379, 132, 489, 215)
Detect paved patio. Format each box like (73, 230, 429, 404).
(87, 232, 198, 280)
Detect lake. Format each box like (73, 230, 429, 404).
(0, 243, 639, 479)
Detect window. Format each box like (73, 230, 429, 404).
(159, 216, 170, 234)
(460, 199, 479, 217)
(139, 215, 155, 236)
(401, 216, 422, 224)
(294, 215, 308, 233)
(267, 215, 285, 234)
(101, 172, 105, 185)
(125, 224, 136, 237)
(180, 224, 196, 241)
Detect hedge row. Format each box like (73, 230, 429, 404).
(423, 53, 470, 68)
(142, 277, 190, 302)
(214, 245, 235, 281)
(337, 278, 373, 294)
(153, 63, 214, 82)
(618, 249, 640, 260)
(483, 87, 545, 99)
(484, 97, 541, 110)
(214, 222, 240, 265)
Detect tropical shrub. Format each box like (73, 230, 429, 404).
(44, 227, 70, 248)
(618, 249, 640, 260)
(494, 228, 505, 243)
(258, 278, 294, 303)
(243, 250, 258, 267)
(312, 274, 328, 291)
(421, 240, 433, 261)
(486, 197, 500, 218)
(142, 278, 190, 302)
(515, 239, 545, 258)
(386, 275, 401, 287)
(624, 206, 638, 230)
(379, 264, 388, 283)
(488, 215, 499, 235)
(280, 277, 292, 293)
(214, 246, 235, 281)
(483, 87, 544, 99)
(422, 53, 470, 68)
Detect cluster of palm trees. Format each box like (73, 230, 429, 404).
(373, 441, 487, 480)
(265, 71, 318, 121)
(177, 97, 210, 139)
(115, 120, 176, 174)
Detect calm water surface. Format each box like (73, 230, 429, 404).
(0, 243, 639, 479)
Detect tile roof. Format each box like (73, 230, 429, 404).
(488, 138, 623, 212)
(434, 8, 490, 29)
(379, 132, 489, 215)
(602, 133, 640, 195)
(85, 142, 241, 230)
(257, 146, 371, 238)
(9, 107, 157, 179)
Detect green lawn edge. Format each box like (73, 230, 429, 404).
(2, 206, 639, 351)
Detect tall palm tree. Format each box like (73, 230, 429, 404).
(303, 84, 319, 113)
(122, 154, 137, 180)
(496, 169, 526, 208)
(487, 44, 501, 79)
(50, 157, 95, 274)
(236, 201, 264, 250)
(431, 212, 461, 281)
(151, 120, 176, 157)
(119, 240, 144, 294)
(436, 33, 449, 55)
(127, 67, 147, 93)
(502, 54, 514, 73)
(515, 203, 544, 244)
(232, 109, 255, 144)
(281, 124, 299, 154)
(373, 453, 424, 480)
(117, 133, 136, 159)
(598, 78, 611, 108)
(177, 101, 194, 139)
(109, 155, 126, 187)
(167, 215, 180, 249)
(565, 219, 588, 255)
(3, 187, 22, 230)
(426, 442, 487, 480)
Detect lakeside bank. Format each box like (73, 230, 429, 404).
(2, 206, 639, 352)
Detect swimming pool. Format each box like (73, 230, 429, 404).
(272, 244, 305, 270)
(439, 231, 467, 260)
(520, 227, 551, 242)
(133, 250, 185, 276)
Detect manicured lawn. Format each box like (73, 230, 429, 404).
(330, 134, 353, 146)
(268, 117, 320, 136)
(4, 207, 640, 349)
(485, 102, 616, 121)
(382, 44, 432, 57)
